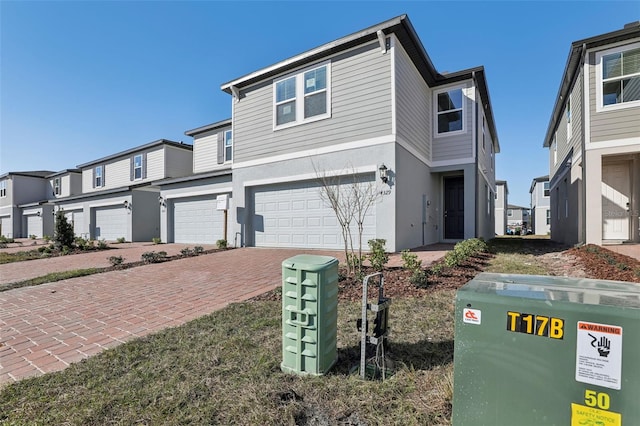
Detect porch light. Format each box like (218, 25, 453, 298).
(379, 164, 389, 184)
(158, 196, 166, 207)
(36, 211, 41, 217)
(123, 200, 130, 209)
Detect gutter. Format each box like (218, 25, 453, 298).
(473, 71, 479, 239)
(580, 43, 587, 246)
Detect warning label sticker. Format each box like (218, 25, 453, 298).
(571, 403, 621, 426)
(575, 321, 623, 390)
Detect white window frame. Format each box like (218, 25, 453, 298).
(224, 130, 233, 162)
(482, 117, 486, 152)
(0, 180, 6, 198)
(133, 154, 143, 180)
(95, 166, 103, 188)
(546, 209, 551, 225)
(273, 61, 331, 130)
(543, 181, 550, 197)
(434, 85, 466, 137)
(595, 42, 640, 112)
(552, 134, 557, 166)
(507, 209, 513, 217)
(54, 177, 61, 195)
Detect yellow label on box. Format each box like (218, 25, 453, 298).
(571, 403, 621, 426)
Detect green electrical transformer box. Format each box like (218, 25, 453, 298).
(281, 255, 339, 376)
(453, 272, 639, 426)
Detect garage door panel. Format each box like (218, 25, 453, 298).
(252, 176, 376, 249)
(94, 206, 128, 241)
(0, 217, 10, 237)
(26, 215, 42, 238)
(172, 195, 224, 244)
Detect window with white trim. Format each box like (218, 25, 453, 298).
(543, 181, 550, 197)
(95, 165, 103, 188)
(507, 209, 513, 217)
(482, 117, 486, 151)
(597, 44, 640, 110)
(133, 155, 143, 180)
(224, 130, 233, 162)
(552, 134, 557, 166)
(546, 209, 551, 225)
(435, 87, 464, 135)
(0, 180, 6, 198)
(54, 177, 61, 195)
(274, 63, 330, 128)
(486, 185, 490, 215)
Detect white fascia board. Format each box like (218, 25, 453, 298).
(243, 165, 377, 188)
(163, 187, 233, 200)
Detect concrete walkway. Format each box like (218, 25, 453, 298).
(0, 244, 450, 386)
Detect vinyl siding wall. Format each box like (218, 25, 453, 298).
(233, 41, 392, 163)
(588, 43, 640, 144)
(550, 68, 584, 178)
(394, 40, 432, 162)
(431, 82, 474, 162)
(193, 126, 231, 173)
(476, 89, 496, 188)
(164, 145, 193, 178)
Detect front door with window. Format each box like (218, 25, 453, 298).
(602, 162, 631, 240)
(444, 176, 465, 240)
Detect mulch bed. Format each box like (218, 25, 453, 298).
(567, 244, 640, 283)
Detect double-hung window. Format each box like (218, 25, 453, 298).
(53, 178, 61, 195)
(566, 97, 572, 139)
(95, 165, 103, 188)
(224, 130, 233, 162)
(597, 44, 640, 111)
(133, 154, 143, 180)
(546, 209, 551, 225)
(435, 87, 464, 135)
(0, 181, 6, 198)
(274, 62, 330, 128)
(543, 182, 550, 197)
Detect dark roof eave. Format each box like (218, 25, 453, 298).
(0, 170, 55, 179)
(185, 118, 232, 137)
(76, 139, 192, 169)
(46, 169, 81, 178)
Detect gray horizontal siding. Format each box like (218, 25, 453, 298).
(588, 49, 640, 143)
(431, 82, 473, 162)
(395, 40, 431, 161)
(234, 41, 392, 163)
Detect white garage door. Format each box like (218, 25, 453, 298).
(94, 205, 128, 241)
(252, 177, 376, 249)
(172, 195, 224, 244)
(65, 210, 84, 237)
(0, 216, 12, 238)
(26, 215, 43, 238)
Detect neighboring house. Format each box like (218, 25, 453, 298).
(155, 119, 233, 245)
(529, 175, 550, 235)
(52, 139, 193, 242)
(507, 204, 530, 234)
(205, 14, 499, 251)
(495, 180, 508, 235)
(0, 171, 54, 238)
(543, 22, 640, 245)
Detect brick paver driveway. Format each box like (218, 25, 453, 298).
(0, 247, 343, 385)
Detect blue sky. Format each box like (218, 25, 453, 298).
(1, 1, 639, 207)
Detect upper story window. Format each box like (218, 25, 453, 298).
(597, 44, 640, 111)
(133, 155, 143, 180)
(274, 63, 330, 129)
(53, 178, 61, 195)
(224, 130, 233, 162)
(507, 209, 513, 217)
(482, 117, 486, 151)
(435, 87, 464, 135)
(94, 165, 104, 188)
(552, 134, 557, 165)
(0, 180, 6, 198)
(543, 182, 550, 197)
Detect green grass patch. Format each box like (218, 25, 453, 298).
(1, 268, 103, 292)
(0, 250, 44, 264)
(0, 291, 457, 425)
(484, 237, 557, 275)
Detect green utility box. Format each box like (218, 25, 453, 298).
(281, 255, 339, 376)
(453, 272, 639, 426)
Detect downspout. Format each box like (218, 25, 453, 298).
(473, 72, 479, 239)
(580, 43, 587, 246)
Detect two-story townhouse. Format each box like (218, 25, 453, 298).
(0, 170, 53, 238)
(494, 180, 508, 235)
(155, 119, 233, 244)
(529, 175, 550, 235)
(543, 22, 640, 245)
(507, 204, 530, 234)
(0, 171, 54, 238)
(52, 139, 193, 242)
(207, 15, 498, 251)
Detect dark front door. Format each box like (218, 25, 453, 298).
(444, 176, 465, 239)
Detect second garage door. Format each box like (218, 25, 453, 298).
(94, 205, 128, 241)
(172, 195, 224, 244)
(65, 210, 85, 237)
(26, 215, 43, 239)
(252, 177, 377, 249)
